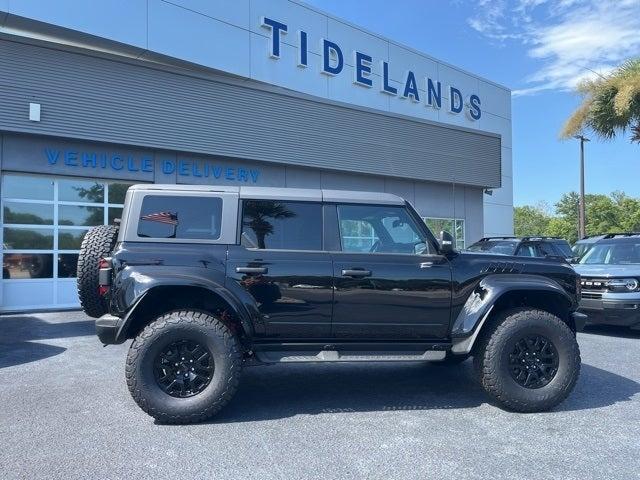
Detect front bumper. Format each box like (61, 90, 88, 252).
(95, 314, 126, 344)
(579, 295, 640, 329)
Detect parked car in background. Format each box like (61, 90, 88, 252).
(574, 233, 640, 330)
(572, 234, 606, 261)
(466, 236, 575, 262)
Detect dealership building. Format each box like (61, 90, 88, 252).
(0, 0, 513, 312)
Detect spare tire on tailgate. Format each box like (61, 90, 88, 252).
(77, 225, 118, 318)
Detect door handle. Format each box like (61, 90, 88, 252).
(341, 269, 372, 278)
(420, 262, 434, 268)
(236, 266, 268, 274)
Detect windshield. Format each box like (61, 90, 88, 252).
(467, 240, 517, 255)
(572, 243, 592, 259)
(579, 241, 640, 265)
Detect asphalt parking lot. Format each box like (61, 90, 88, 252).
(1, 311, 639, 480)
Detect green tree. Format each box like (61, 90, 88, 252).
(515, 191, 640, 244)
(561, 58, 640, 143)
(513, 204, 551, 237)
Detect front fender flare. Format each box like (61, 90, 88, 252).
(450, 274, 573, 354)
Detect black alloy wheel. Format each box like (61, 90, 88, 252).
(153, 339, 214, 398)
(508, 334, 559, 389)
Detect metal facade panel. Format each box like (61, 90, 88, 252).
(0, 39, 501, 188)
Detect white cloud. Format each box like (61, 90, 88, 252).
(467, 0, 640, 96)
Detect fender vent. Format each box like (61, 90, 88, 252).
(482, 262, 525, 274)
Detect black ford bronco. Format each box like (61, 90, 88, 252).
(78, 185, 586, 423)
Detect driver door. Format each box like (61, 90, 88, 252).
(329, 203, 452, 339)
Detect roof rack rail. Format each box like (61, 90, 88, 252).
(478, 236, 519, 242)
(602, 232, 640, 239)
(521, 236, 562, 241)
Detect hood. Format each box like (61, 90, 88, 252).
(573, 264, 640, 278)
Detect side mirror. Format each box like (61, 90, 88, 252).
(440, 230, 454, 254)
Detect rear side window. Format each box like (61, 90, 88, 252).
(137, 195, 222, 240)
(241, 200, 322, 250)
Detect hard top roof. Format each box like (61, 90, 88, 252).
(128, 184, 405, 205)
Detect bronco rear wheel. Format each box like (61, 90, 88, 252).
(77, 225, 118, 318)
(474, 308, 581, 412)
(125, 310, 242, 424)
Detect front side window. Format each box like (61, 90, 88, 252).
(516, 244, 537, 257)
(138, 195, 222, 240)
(241, 200, 322, 250)
(338, 204, 429, 254)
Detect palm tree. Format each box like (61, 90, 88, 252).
(561, 59, 640, 143)
(242, 201, 295, 249)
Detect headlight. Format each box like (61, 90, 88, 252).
(608, 278, 639, 291)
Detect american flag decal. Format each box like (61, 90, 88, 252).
(140, 211, 178, 225)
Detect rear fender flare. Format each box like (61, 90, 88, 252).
(113, 273, 257, 342)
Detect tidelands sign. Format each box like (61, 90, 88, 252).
(261, 16, 482, 121)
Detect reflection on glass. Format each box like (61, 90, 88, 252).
(3, 228, 54, 249)
(108, 207, 123, 225)
(3, 202, 54, 225)
(108, 183, 133, 204)
(58, 254, 79, 278)
(2, 254, 53, 279)
(340, 219, 378, 252)
(241, 201, 321, 250)
(58, 229, 88, 250)
(59, 205, 104, 226)
(59, 179, 104, 203)
(2, 175, 54, 200)
(425, 218, 465, 250)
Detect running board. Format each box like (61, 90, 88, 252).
(254, 349, 447, 363)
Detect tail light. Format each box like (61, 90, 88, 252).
(98, 258, 112, 296)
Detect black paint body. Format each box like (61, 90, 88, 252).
(106, 214, 581, 347)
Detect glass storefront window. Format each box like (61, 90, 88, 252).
(108, 207, 123, 225)
(58, 254, 79, 278)
(3, 202, 54, 225)
(2, 174, 133, 288)
(58, 205, 104, 226)
(2, 175, 54, 201)
(59, 179, 104, 203)
(424, 217, 465, 249)
(3, 228, 54, 249)
(3, 254, 54, 279)
(108, 183, 134, 204)
(58, 229, 89, 250)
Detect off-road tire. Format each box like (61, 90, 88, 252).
(77, 225, 118, 318)
(126, 310, 242, 424)
(474, 308, 581, 412)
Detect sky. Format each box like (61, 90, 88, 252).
(304, 0, 640, 209)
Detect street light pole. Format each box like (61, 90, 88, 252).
(574, 135, 590, 239)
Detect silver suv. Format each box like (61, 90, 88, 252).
(574, 233, 640, 330)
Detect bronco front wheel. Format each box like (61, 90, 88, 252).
(125, 310, 242, 424)
(474, 308, 581, 412)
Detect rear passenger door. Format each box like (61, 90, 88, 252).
(227, 198, 333, 339)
